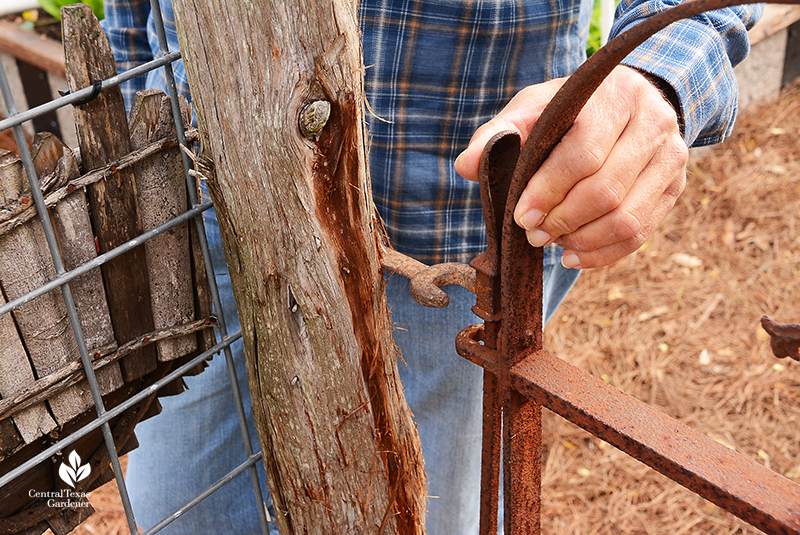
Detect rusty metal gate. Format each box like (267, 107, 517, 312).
(388, 0, 800, 533)
(1, 0, 800, 534)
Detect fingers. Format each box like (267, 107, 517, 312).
(515, 92, 644, 244)
(511, 66, 688, 268)
(558, 142, 687, 268)
(454, 78, 565, 182)
(456, 65, 688, 270)
(513, 67, 656, 237)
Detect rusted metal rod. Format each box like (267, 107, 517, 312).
(472, 132, 520, 534)
(386, 1, 800, 533)
(456, 327, 800, 534)
(380, 245, 476, 308)
(512, 349, 800, 535)
(490, 0, 800, 532)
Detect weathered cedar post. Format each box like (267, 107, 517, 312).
(172, 1, 427, 533)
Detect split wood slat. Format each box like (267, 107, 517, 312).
(129, 89, 197, 361)
(62, 4, 158, 381)
(0, 417, 23, 459)
(32, 133, 123, 395)
(0, 151, 91, 426)
(0, 254, 56, 443)
(45, 504, 95, 535)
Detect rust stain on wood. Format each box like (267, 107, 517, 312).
(313, 87, 424, 532)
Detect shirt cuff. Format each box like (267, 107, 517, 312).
(610, 3, 763, 147)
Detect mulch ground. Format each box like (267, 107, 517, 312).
(541, 79, 800, 534)
(67, 80, 800, 535)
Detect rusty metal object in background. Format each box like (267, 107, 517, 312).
(383, 0, 800, 533)
(762, 316, 800, 361)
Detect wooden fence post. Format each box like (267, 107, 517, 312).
(172, 1, 427, 533)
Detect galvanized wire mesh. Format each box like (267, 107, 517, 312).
(0, 2, 270, 534)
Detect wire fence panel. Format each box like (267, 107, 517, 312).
(0, 3, 270, 534)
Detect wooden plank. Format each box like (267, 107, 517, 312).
(32, 133, 123, 395)
(0, 269, 57, 443)
(0, 20, 66, 78)
(0, 417, 24, 459)
(62, 4, 158, 381)
(129, 90, 197, 361)
(0, 150, 91, 426)
(46, 503, 95, 535)
(0, 459, 56, 531)
(749, 5, 800, 45)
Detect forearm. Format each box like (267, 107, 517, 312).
(610, 0, 764, 147)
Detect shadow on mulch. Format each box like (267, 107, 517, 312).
(67, 80, 800, 535)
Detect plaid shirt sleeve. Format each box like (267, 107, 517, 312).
(101, 0, 190, 116)
(610, 1, 764, 147)
(100, 0, 153, 108)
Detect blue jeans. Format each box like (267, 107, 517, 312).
(386, 253, 578, 535)
(126, 209, 578, 534)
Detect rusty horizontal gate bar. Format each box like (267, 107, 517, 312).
(456, 326, 800, 534)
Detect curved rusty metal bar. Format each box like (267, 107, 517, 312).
(488, 1, 800, 533)
(508, 0, 800, 206)
(499, 0, 800, 377)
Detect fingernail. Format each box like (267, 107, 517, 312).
(454, 150, 471, 180)
(519, 209, 545, 230)
(526, 229, 552, 248)
(561, 253, 581, 269)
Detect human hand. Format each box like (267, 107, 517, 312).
(454, 65, 688, 269)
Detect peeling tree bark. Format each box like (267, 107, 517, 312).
(172, 1, 426, 534)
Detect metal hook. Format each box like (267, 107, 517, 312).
(380, 246, 476, 308)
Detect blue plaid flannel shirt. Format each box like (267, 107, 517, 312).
(103, 0, 762, 265)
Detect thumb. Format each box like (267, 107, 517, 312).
(454, 77, 566, 182)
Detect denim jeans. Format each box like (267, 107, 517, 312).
(126, 207, 579, 535)
(385, 253, 579, 535)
